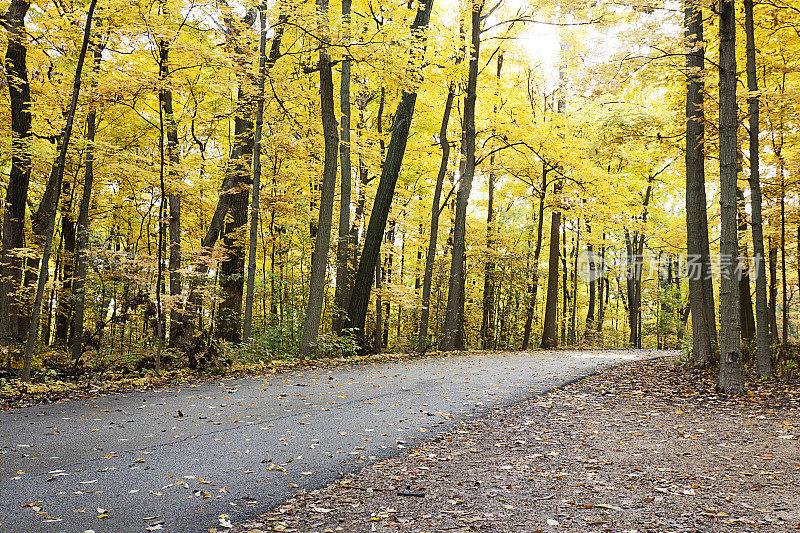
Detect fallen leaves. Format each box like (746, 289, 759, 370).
(220, 357, 800, 533)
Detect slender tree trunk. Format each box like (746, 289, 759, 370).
(0, 0, 33, 348)
(685, 0, 718, 366)
(780, 164, 788, 347)
(22, 0, 97, 381)
(480, 53, 502, 350)
(299, 0, 339, 355)
(769, 237, 779, 344)
(54, 182, 75, 345)
(332, 0, 352, 335)
(418, 87, 455, 351)
(345, 0, 435, 347)
(596, 239, 607, 334)
(440, 0, 484, 352)
(560, 221, 568, 345)
(737, 187, 755, 347)
(717, 0, 743, 394)
(243, 5, 269, 343)
(184, 9, 286, 342)
(374, 261, 382, 351)
(522, 170, 547, 349)
(585, 221, 596, 337)
(70, 46, 102, 365)
(569, 220, 579, 345)
(156, 5, 188, 349)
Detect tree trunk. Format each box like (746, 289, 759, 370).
(0, 0, 33, 347)
(417, 86, 455, 352)
(299, 0, 339, 355)
(157, 6, 188, 349)
(345, 0, 435, 347)
(684, 0, 718, 366)
(780, 164, 788, 347)
(737, 187, 755, 347)
(768, 237, 779, 345)
(184, 8, 286, 342)
(22, 0, 97, 381)
(597, 241, 607, 334)
(480, 53, 502, 350)
(540, 179, 561, 349)
(440, 0, 484, 352)
(585, 221, 596, 337)
(717, 0, 743, 394)
(243, 6, 270, 343)
(332, 0, 353, 335)
(569, 220, 579, 345)
(54, 177, 76, 345)
(70, 46, 101, 365)
(522, 170, 547, 349)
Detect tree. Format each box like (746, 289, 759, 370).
(744, 0, 770, 376)
(299, 0, 339, 356)
(440, 0, 485, 352)
(345, 0, 435, 348)
(684, 0, 717, 366)
(22, 0, 98, 381)
(417, 83, 456, 352)
(480, 52, 503, 350)
(216, 7, 257, 343)
(0, 0, 32, 348)
(332, 0, 353, 335)
(70, 43, 103, 365)
(243, 3, 269, 343)
(717, 0, 743, 394)
(540, 179, 562, 349)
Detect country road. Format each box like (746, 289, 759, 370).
(0, 349, 670, 532)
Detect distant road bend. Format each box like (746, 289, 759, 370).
(0, 349, 671, 532)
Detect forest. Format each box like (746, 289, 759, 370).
(0, 0, 798, 394)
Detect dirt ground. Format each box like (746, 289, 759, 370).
(219, 356, 800, 533)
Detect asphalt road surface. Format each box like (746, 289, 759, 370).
(0, 349, 670, 532)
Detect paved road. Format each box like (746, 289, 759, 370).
(0, 349, 669, 532)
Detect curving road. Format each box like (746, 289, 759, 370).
(0, 349, 669, 532)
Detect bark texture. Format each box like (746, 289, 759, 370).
(717, 0, 743, 394)
(684, 0, 718, 366)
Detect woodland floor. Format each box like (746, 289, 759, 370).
(220, 357, 800, 533)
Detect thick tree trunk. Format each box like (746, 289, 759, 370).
(717, 0, 743, 394)
(440, 0, 484, 352)
(540, 180, 561, 349)
(0, 0, 32, 347)
(684, 0, 718, 366)
(332, 0, 353, 335)
(216, 90, 253, 343)
(299, 0, 339, 355)
(345, 0, 434, 347)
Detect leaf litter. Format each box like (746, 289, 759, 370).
(218, 357, 800, 532)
